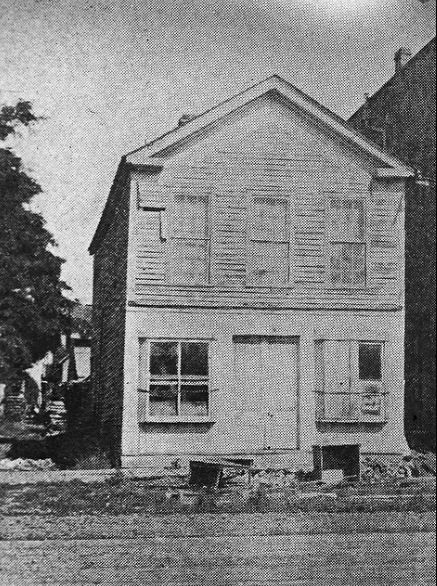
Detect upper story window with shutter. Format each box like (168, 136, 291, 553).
(328, 198, 366, 287)
(248, 196, 290, 286)
(171, 193, 210, 285)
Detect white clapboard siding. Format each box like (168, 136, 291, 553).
(133, 104, 402, 309)
(135, 209, 167, 284)
(368, 181, 402, 291)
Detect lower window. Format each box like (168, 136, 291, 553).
(139, 340, 209, 419)
(315, 339, 385, 422)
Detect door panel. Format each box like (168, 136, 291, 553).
(264, 337, 298, 449)
(233, 336, 298, 450)
(233, 337, 265, 449)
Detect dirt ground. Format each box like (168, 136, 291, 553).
(0, 531, 435, 586)
(0, 478, 434, 585)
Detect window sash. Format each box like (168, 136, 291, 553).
(249, 241, 290, 286)
(328, 197, 366, 288)
(249, 196, 290, 286)
(330, 242, 366, 287)
(251, 197, 289, 242)
(173, 193, 209, 238)
(141, 340, 210, 418)
(329, 198, 365, 242)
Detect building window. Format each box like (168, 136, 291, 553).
(315, 340, 385, 422)
(329, 198, 366, 287)
(139, 340, 209, 419)
(171, 193, 210, 284)
(249, 196, 290, 286)
(359, 342, 382, 381)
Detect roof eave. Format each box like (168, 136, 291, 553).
(126, 75, 414, 175)
(88, 158, 128, 255)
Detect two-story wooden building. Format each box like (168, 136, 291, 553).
(89, 75, 413, 470)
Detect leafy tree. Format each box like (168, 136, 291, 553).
(0, 101, 72, 419)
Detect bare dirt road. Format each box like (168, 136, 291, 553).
(0, 531, 435, 586)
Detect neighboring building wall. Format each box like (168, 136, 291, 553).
(91, 171, 130, 465)
(349, 38, 436, 450)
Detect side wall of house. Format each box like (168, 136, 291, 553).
(91, 175, 130, 466)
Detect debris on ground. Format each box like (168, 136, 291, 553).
(0, 458, 57, 471)
(362, 452, 436, 481)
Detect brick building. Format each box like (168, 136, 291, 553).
(349, 37, 436, 450)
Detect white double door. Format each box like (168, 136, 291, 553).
(233, 336, 299, 450)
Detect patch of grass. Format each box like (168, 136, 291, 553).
(0, 477, 435, 516)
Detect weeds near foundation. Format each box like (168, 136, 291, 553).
(0, 477, 435, 516)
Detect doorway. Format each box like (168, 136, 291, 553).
(233, 335, 299, 450)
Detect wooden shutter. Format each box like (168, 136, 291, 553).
(368, 185, 400, 290)
(138, 340, 148, 421)
(136, 210, 167, 284)
(323, 341, 358, 420)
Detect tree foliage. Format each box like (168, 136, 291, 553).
(0, 101, 72, 382)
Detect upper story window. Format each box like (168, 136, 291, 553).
(171, 193, 210, 285)
(248, 196, 290, 286)
(329, 198, 366, 287)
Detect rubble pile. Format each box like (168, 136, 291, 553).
(362, 452, 436, 481)
(0, 458, 57, 471)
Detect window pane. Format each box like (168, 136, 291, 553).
(252, 197, 288, 241)
(172, 239, 208, 284)
(181, 342, 208, 376)
(149, 384, 178, 416)
(251, 242, 289, 286)
(359, 343, 382, 380)
(331, 243, 365, 286)
(180, 385, 209, 416)
(330, 198, 364, 241)
(149, 342, 178, 376)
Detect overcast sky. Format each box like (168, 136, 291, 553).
(1, 0, 435, 302)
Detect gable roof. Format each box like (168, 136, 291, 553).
(90, 74, 414, 254)
(126, 74, 414, 174)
